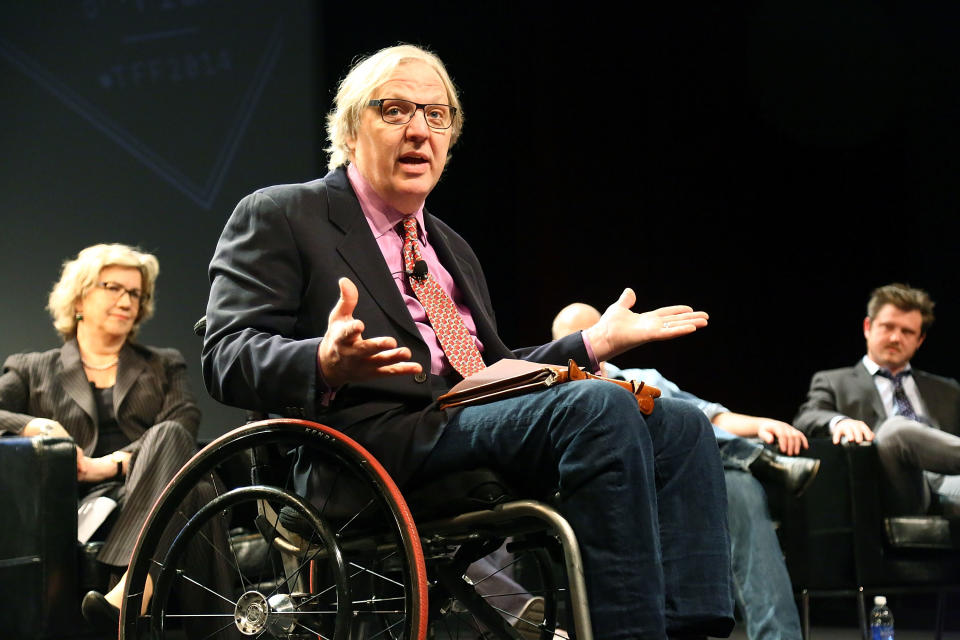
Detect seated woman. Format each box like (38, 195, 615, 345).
(0, 243, 201, 631)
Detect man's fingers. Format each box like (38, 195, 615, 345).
(657, 309, 709, 333)
(656, 305, 697, 317)
(615, 287, 636, 310)
(329, 277, 359, 323)
(785, 438, 800, 456)
(345, 334, 399, 356)
(363, 345, 413, 364)
(335, 319, 365, 343)
(375, 361, 423, 377)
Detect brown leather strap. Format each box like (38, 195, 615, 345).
(564, 359, 661, 415)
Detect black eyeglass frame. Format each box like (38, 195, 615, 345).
(95, 281, 147, 303)
(368, 99, 458, 129)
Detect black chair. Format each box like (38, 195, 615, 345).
(0, 436, 111, 639)
(778, 438, 960, 639)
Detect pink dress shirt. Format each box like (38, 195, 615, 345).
(347, 164, 484, 376)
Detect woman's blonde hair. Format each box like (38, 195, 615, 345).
(47, 243, 160, 340)
(325, 43, 464, 170)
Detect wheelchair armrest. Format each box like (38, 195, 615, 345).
(404, 468, 516, 521)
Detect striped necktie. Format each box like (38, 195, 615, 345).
(876, 368, 920, 422)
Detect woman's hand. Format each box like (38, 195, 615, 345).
(77, 452, 129, 483)
(23, 417, 72, 439)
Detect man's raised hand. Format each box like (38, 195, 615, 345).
(318, 278, 422, 388)
(584, 288, 709, 362)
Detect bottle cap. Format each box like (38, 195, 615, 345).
(874, 595, 887, 606)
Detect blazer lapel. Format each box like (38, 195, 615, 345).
(913, 371, 943, 429)
(114, 343, 147, 416)
(58, 339, 97, 424)
(326, 169, 422, 342)
(425, 215, 503, 357)
(853, 361, 886, 424)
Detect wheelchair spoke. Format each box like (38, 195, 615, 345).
(291, 619, 332, 640)
(174, 567, 238, 607)
(348, 559, 405, 588)
(210, 468, 252, 594)
(265, 529, 328, 600)
(122, 420, 426, 640)
(365, 615, 407, 640)
(174, 505, 252, 594)
(200, 617, 242, 640)
(335, 496, 376, 534)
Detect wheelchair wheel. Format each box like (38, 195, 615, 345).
(120, 419, 428, 640)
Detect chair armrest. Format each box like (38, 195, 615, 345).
(778, 438, 858, 589)
(840, 441, 889, 584)
(0, 436, 80, 638)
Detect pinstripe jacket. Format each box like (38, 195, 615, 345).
(0, 338, 200, 456)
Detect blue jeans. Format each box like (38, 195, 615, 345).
(723, 470, 802, 640)
(713, 426, 763, 470)
(715, 431, 802, 640)
(412, 381, 734, 640)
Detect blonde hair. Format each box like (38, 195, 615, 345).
(325, 43, 464, 170)
(47, 243, 160, 340)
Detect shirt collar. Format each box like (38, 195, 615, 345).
(862, 355, 913, 376)
(347, 163, 427, 242)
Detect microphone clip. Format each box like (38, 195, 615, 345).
(408, 259, 429, 282)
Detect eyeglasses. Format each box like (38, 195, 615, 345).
(96, 281, 145, 304)
(368, 99, 457, 130)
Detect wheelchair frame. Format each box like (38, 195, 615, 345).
(119, 418, 593, 640)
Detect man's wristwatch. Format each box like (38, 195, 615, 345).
(111, 451, 126, 478)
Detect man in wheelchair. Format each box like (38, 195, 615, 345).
(201, 44, 735, 640)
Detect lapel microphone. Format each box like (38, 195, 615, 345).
(409, 259, 429, 281)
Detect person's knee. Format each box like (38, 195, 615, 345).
(656, 397, 714, 447)
(875, 417, 922, 452)
(558, 381, 644, 433)
(550, 381, 650, 462)
(145, 421, 196, 452)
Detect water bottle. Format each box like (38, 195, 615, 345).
(870, 595, 894, 640)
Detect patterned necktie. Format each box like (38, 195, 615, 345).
(400, 217, 486, 379)
(876, 369, 920, 422)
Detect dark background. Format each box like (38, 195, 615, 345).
(2, 1, 958, 439)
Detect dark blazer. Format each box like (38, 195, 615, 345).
(793, 360, 960, 438)
(0, 338, 201, 455)
(202, 167, 588, 483)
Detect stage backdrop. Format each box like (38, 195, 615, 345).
(1, 1, 319, 439)
(3, 3, 959, 437)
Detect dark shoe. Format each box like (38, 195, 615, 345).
(749, 448, 821, 497)
(81, 590, 120, 633)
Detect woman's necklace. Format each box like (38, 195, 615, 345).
(81, 359, 119, 371)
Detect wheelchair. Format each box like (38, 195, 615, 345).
(118, 417, 593, 640)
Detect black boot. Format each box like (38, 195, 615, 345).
(81, 590, 120, 633)
(749, 448, 821, 497)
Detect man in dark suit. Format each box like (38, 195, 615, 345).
(794, 283, 960, 515)
(202, 44, 734, 639)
